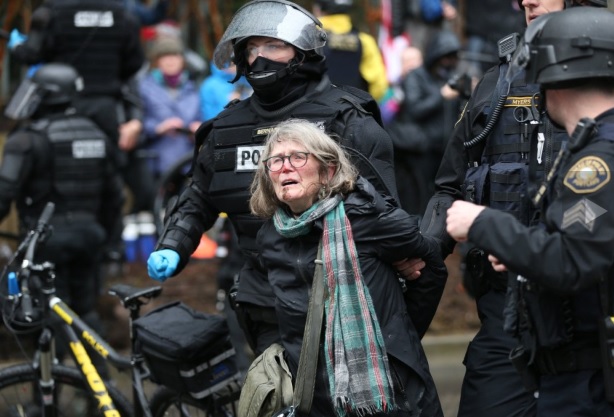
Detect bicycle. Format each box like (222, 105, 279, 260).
(0, 202, 242, 417)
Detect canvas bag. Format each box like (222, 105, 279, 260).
(238, 343, 294, 417)
(238, 245, 325, 417)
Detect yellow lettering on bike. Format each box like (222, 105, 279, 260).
(52, 304, 73, 324)
(82, 330, 109, 358)
(96, 391, 113, 408)
(69, 341, 119, 414)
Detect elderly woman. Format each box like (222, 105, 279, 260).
(250, 119, 446, 417)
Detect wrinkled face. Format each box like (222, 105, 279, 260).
(245, 36, 296, 65)
(157, 53, 185, 76)
(521, 0, 565, 25)
(267, 140, 324, 214)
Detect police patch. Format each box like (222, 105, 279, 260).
(236, 145, 264, 172)
(563, 156, 611, 194)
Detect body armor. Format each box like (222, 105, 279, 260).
(464, 65, 568, 225)
(19, 115, 109, 224)
(48, 0, 127, 96)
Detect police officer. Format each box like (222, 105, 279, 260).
(1, 63, 124, 377)
(312, 0, 389, 102)
(9, 0, 147, 263)
(446, 8, 614, 415)
(419, 0, 607, 416)
(146, 0, 400, 354)
(9, 0, 144, 144)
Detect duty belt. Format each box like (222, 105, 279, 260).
(535, 346, 601, 375)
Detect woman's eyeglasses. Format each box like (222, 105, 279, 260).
(263, 152, 310, 172)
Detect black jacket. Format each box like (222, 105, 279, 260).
(257, 177, 446, 417)
(468, 110, 614, 341)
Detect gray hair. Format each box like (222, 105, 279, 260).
(250, 119, 358, 218)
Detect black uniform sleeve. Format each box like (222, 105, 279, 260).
(0, 132, 35, 220)
(9, 4, 52, 65)
(468, 144, 614, 293)
(350, 181, 447, 337)
(155, 130, 221, 274)
(421, 66, 500, 257)
(120, 77, 144, 122)
(119, 12, 145, 82)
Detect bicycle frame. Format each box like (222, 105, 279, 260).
(3, 202, 155, 417)
(27, 262, 155, 417)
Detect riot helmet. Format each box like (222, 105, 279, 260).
(5, 63, 83, 120)
(31, 63, 83, 105)
(314, 0, 354, 14)
(523, 7, 614, 88)
(212, 0, 327, 74)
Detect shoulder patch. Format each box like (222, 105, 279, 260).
(563, 156, 611, 194)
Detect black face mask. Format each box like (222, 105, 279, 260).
(246, 56, 298, 101)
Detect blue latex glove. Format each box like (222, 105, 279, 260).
(147, 249, 180, 282)
(8, 29, 27, 49)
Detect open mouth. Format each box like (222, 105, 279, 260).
(281, 179, 298, 186)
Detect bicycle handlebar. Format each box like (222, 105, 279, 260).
(17, 202, 55, 322)
(24, 201, 55, 263)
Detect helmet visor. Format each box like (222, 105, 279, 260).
(213, 0, 327, 69)
(4, 78, 44, 120)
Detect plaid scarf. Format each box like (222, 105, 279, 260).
(274, 196, 395, 417)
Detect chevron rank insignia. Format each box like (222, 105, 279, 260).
(561, 198, 607, 232)
(564, 156, 611, 194)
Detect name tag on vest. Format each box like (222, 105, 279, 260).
(236, 146, 264, 172)
(74, 11, 114, 27)
(72, 140, 106, 158)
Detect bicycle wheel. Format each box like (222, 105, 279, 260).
(0, 363, 133, 417)
(149, 385, 239, 417)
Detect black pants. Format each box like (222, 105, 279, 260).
(538, 370, 614, 416)
(38, 220, 110, 379)
(458, 289, 537, 417)
(234, 304, 280, 356)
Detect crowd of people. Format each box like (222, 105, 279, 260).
(2, 0, 614, 416)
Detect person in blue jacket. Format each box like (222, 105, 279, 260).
(199, 64, 252, 121)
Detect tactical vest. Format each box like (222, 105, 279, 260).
(464, 65, 568, 226)
(323, 29, 368, 92)
(523, 118, 614, 349)
(20, 115, 110, 224)
(199, 84, 389, 254)
(49, 0, 126, 95)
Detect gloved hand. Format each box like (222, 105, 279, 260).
(8, 29, 27, 49)
(147, 249, 180, 282)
